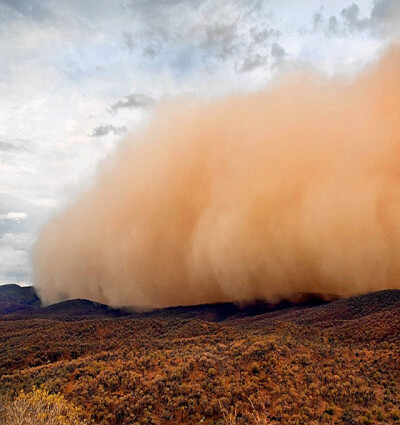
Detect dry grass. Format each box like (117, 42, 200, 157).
(220, 400, 271, 425)
(0, 388, 87, 425)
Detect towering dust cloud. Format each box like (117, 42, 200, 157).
(34, 45, 400, 308)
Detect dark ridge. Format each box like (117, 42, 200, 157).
(0, 285, 329, 320)
(230, 289, 400, 331)
(39, 299, 130, 318)
(0, 284, 40, 314)
(293, 289, 400, 327)
(139, 293, 329, 322)
(1, 285, 400, 325)
(0, 284, 39, 303)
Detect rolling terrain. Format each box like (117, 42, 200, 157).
(1, 285, 400, 424)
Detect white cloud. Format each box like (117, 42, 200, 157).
(0, 212, 27, 221)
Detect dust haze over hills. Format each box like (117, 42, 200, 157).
(0, 283, 327, 319)
(34, 43, 400, 309)
(1, 284, 400, 330)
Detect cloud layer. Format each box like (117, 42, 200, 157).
(34, 44, 400, 308)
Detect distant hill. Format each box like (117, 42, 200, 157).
(229, 289, 400, 344)
(38, 299, 130, 318)
(1, 284, 400, 330)
(0, 285, 131, 319)
(0, 284, 331, 321)
(0, 284, 40, 314)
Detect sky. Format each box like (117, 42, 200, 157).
(1, 0, 400, 286)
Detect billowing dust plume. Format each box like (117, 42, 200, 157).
(34, 45, 400, 308)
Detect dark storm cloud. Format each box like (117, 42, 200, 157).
(325, 0, 400, 36)
(313, 12, 324, 31)
(126, 0, 202, 21)
(250, 26, 280, 44)
(0, 139, 30, 153)
(108, 93, 155, 113)
(235, 53, 268, 73)
(271, 43, 286, 60)
(341, 3, 369, 32)
(0, 0, 52, 20)
(143, 46, 157, 59)
(204, 22, 239, 59)
(328, 16, 339, 34)
(0, 141, 20, 152)
(91, 125, 127, 137)
(369, 0, 400, 34)
(122, 31, 135, 52)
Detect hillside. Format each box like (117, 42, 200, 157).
(1, 287, 400, 424)
(0, 284, 40, 314)
(0, 285, 131, 319)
